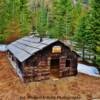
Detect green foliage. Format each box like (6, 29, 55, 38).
(73, 14, 94, 60)
(0, 35, 5, 43)
(48, 0, 67, 39)
(0, 0, 10, 33)
(66, 0, 74, 36)
(74, 0, 100, 66)
(0, 0, 89, 44)
(37, 0, 48, 37)
(31, 0, 48, 37)
(0, 0, 99, 66)
(89, 0, 100, 65)
(19, 0, 32, 36)
(0, 0, 32, 43)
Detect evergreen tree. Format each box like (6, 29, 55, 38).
(0, 0, 17, 43)
(49, 0, 67, 39)
(37, 0, 48, 37)
(32, 0, 48, 37)
(89, 0, 100, 65)
(0, 0, 32, 43)
(74, 14, 95, 61)
(66, 0, 74, 36)
(19, 0, 32, 36)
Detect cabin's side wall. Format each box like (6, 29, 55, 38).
(7, 51, 24, 81)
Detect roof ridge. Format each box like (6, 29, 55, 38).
(17, 41, 40, 50)
(23, 37, 55, 45)
(21, 39, 47, 46)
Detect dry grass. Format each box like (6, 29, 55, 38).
(0, 53, 100, 100)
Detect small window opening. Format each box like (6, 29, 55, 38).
(66, 60, 70, 67)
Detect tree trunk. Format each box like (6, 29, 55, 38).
(82, 47, 85, 61)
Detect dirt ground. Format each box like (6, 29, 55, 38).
(0, 53, 100, 100)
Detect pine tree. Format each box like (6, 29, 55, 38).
(0, 0, 17, 43)
(19, 0, 32, 36)
(37, 0, 48, 37)
(32, 0, 48, 37)
(66, 0, 74, 36)
(0, 0, 11, 34)
(74, 14, 95, 61)
(49, 0, 67, 39)
(89, 0, 100, 65)
(0, 0, 32, 43)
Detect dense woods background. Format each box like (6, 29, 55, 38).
(0, 0, 100, 66)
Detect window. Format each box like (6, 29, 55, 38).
(66, 60, 70, 67)
(52, 46, 61, 53)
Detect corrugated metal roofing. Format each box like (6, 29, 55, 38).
(7, 36, 58, 62)
(8, 45, 31, 62)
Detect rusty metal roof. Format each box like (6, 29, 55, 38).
(7, 36, 58, 62)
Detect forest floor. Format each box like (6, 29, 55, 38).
(0, 53, 100, 100)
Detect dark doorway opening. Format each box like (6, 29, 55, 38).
(66, 60, 70, 67)
(50, 58, 59, 69)
(50, 58, 59, 77)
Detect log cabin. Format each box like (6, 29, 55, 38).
(7, 35, 78, 82)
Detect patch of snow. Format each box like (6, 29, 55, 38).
(0, 44, 7, 51)
(78, 63, 100, 77)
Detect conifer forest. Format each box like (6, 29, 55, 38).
(0, 0, 100, 66)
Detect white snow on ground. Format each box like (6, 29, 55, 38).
(78, 63, 100, 77)
(0, 45, 7, 51)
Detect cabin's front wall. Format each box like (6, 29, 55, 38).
(23, 42, 77, 82)
(41, 42, 77, 78)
